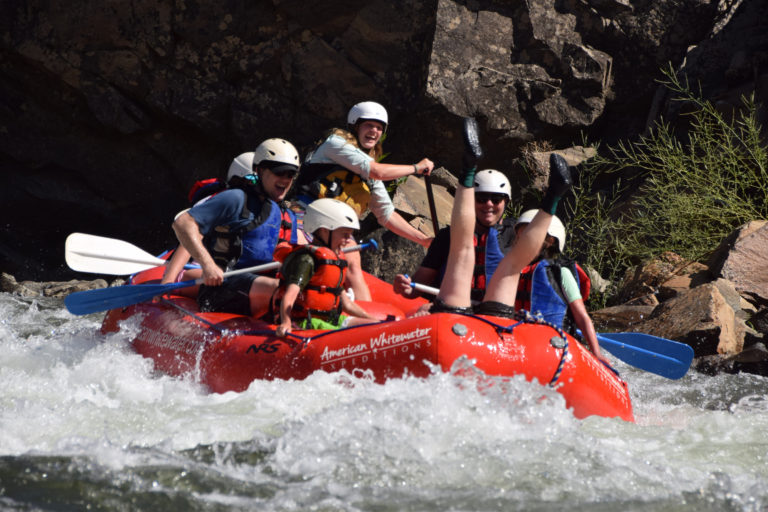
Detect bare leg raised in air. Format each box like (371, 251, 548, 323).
(478, 152, 573, 315)
(433, 118, 483, 311)
(436, 118, 573, 315)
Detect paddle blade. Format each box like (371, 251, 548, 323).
(65, 233, 167, 275)
(597, 332, 694, 380)
(64, 282, 189, 315)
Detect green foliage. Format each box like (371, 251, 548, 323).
(385, 174, 407, 195)
(560, 65, 767, 307)
(560, 145, 632, 309)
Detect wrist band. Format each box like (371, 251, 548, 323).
(413, 164, 419, 175)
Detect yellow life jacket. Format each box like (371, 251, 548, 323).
(297, 162, 371, 217)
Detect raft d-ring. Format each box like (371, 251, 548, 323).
(550, 336, 566, 349)
(452, 323, 468, 336)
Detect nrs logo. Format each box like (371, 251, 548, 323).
(247, 342, 279, 354)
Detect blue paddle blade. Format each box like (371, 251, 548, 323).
(64, 280, 197, 315)
(597, 332, 694, 380)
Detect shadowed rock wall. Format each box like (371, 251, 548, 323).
(0, 0, 763, 280)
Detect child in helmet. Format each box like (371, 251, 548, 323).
(272, 198, 379, 337)
(513, 210, 608, 364)
(393, 169, 513, 303)
(295, 101, 435, 301)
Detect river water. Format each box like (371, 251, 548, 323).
(1, 292, 767, 511)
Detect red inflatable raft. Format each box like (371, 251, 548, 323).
(100, 269, 633, 421)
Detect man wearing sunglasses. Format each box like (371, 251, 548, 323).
(171, 138, 303, 316)
(394, 169, 512, 303)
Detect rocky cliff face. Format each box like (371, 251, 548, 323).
(0, 0, 765, 280)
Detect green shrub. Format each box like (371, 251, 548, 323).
(562, 65, 767, 307)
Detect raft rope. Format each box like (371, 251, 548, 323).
(452, 309, 570, 386)
(158, 297, 308, 347)
(159, 297, 225, 333)
(513, 310, 569, 386)
(157, 297, 399, 346)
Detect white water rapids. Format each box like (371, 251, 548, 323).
(1, 292, 767, 511)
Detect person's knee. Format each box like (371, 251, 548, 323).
(249, 277, 278, 315)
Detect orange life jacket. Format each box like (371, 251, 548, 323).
(272, 243, 348, 323)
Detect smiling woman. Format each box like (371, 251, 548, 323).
(295, 101, 437, 300)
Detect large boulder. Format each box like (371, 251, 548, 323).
(614, 251, 709, 305)
(708, 220, 768, 305)
(428, 2, 613, 139)
(391, 173, 454, 237)
(591, 304, 656, 332)
(634, 282, 748, 357)
(360, 227, 427, 286)
(667, 0, 768, 128)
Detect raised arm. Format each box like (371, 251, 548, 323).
(383, 211, 433, 248)
(368, 158, 434, 181)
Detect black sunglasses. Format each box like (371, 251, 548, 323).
(475, 193, 506, 205)
(269, 168, 299, 179)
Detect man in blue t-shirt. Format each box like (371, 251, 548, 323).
(172, 138, 302, 316)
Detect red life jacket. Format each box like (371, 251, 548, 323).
(472, 231, 487, 299)
(272, 243, 348, 323)
(187, 178, 227, 205)
(433, 226, 503, 303)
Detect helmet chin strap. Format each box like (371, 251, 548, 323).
(313, 229, 332, 248)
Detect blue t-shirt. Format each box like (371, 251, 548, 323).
(188, 189, 252, 235)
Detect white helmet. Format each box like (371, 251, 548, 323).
(303, 198, 361, 234)
(474, 169, 511, 200)
(515, 209, 566, 252)
(347, 101, 388, 131)
(227, 152, 255, 180)
(253, 138, 300, 173)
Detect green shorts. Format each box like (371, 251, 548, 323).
(299, 315, 348, 330)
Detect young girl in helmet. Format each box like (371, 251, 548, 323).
(272, 198, 379, 337)
(513, 210, 608, 364)
(296, 101, 435, 301)
(393, 169, 512, 303)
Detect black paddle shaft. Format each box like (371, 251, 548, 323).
(424, 175, 440, 235)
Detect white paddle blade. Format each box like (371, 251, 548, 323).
(65, 233, 168, 275)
